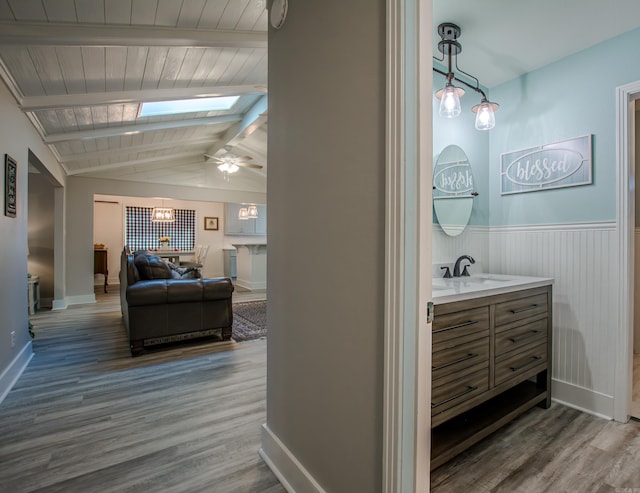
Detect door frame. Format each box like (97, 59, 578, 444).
(615, 81, 640, 422)
(383, 0, 432, 491)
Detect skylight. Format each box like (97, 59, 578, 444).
(139, 96, 240, 117)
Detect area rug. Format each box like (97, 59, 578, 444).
(232, 300, 267, 342)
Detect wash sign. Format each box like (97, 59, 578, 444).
(500, 135, 592, 195)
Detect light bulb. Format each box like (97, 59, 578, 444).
(439, 84, 462, 118)
(472, 99, 498, 131)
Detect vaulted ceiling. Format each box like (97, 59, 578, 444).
(2, 0, 640, 198)
(0, 0, 268, 193)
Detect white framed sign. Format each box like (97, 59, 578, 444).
(500, 135, 592, 195)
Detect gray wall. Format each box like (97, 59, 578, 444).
(28, 172, 55, 305)
(0, 80, 64, 396)
(267, 1, 386, 492)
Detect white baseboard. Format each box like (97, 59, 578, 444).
(552, 379, 614, 420)
(52, 298, 68, 310)
(65, 294, 96, 307)
(260, 424, 326, 493)
(235, 278, 267, 291)
(0, 342, 33, 405)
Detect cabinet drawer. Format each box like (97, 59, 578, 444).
(433, 306, 489, 344)
(432, 369, 489, 417)
(495, 293, 548, 327)
(495, 342, 547, 386)
(495, 317, 547, 356)
(432, 337, 489, 381)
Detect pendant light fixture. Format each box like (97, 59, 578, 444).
(433, 23, 499, 130)
(247, 204, 259, 219)
(151, 199, 175, 223)
(238, 204, 259, 220)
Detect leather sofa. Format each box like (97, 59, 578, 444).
(120, 248, 234, 356)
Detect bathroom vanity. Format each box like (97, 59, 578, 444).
(430, 274, 553, 470)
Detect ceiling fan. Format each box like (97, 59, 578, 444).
(204, 146, 263, 180)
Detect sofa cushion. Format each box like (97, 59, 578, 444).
(127, 280, 168, 306)
(134, 252, 172, 280)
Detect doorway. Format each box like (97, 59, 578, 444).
(633, 100, 640, 420)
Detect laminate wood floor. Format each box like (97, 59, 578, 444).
(431, 401, 640, 492)
(0, 289, 284, 493)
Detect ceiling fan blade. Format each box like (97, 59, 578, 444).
(237, 162, 264, 169)
(236, 155, 253, 161)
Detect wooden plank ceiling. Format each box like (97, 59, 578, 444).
(0, 0, 268, 192)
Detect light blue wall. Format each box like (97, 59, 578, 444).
(489, 27, 640, 226)
(433, 71, 490, 226)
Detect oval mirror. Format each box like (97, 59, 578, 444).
(433, 145, 475, 237)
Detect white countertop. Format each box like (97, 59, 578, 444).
(432, 273, 553, 304)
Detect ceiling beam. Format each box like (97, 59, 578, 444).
(21, 86, 267, 112)
(44, 114, 242, 143)
(59, 137, 217, 163)
(66, 151, 203, 176)
(205, 95, 268, 157)
(0, 22, 267, 48)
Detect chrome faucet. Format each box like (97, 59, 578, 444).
(453, 255, 475, 277)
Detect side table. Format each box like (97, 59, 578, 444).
(28, 275, 40, 315)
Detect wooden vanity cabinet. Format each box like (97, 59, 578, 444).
(431, 285, 552, 470)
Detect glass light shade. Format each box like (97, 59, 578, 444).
(247, 205, 259, 219)
(238, 207, 249, 220)
(438, 84, 462, 118)
(472, 100, 498, 131)
(151, 207, 175, 222)
(218, 163, 239, 174)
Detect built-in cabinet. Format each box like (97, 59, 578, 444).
(431, 285, 552, 470)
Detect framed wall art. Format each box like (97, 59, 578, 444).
(500, 135, 592, 195)
(204, 216, 219, 230)
(4, 154, 16, 218)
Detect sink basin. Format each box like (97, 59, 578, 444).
(432, 273, 515, 292)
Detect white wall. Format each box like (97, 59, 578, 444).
(0, 80, 65, 402)
(63, 176, 266, 306)
(93, 194, 266, 283)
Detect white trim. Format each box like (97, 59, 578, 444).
(65, 294, 97, 306)
(0, 342, 33, 405)
(52, 298, 68, 310)
(260, 424, 326, 493)
(615, 81, 640, 423)
(489, 221, 615, 233)
(551, 379, 614, 420)
(383, 1, 431, 492)
(233, 279, 267, 291)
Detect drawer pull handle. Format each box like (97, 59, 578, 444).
(510, 304, 539, 314)
(432, 386, 478, 408)
(433, 320, 477, 334)
(510, 355, 543, 372)
(509, 330, 541, 344)
(432, 353, 478, 371)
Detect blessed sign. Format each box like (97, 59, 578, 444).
(500, 135, 592, 195)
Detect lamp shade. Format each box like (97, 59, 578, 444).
(437, 83, 464, 118)
(247, 205, 258, 219)
(238, 207, 249, 220)
(151, 207, 175, 222)
(472, 100, 499, 131)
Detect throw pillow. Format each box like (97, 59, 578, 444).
(134, 252, 172, 280)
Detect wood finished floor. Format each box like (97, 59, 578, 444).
(0, 288, 283, 493)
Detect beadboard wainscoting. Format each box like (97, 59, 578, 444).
(488, 222, 617, 418)
(432, 225, 490, 269)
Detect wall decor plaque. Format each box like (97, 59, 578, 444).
(500, 135, 592, 195)
(4, 154, 16, 217)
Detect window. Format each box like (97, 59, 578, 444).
(125, 206, 196, 251)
